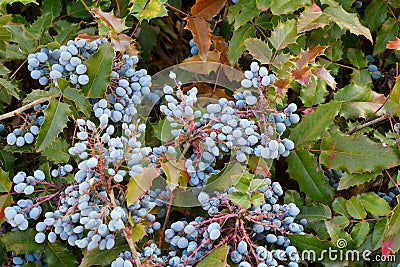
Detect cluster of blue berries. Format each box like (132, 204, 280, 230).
(5, 103, 46, 147)
(111, 243, 164, 267)
(324, 169, 342, 191)
(28, 38, 107, 86)
(11, 252, 47, 267)
(189, 39, 198, 56)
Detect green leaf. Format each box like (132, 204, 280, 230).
(325, 5, 373, 43)
(228, 23, 256, 64)
(80, 237, 129, 267)
(63, 87, 92, 117)
(289, 101, 341, 147)
(0, 194, 13, 224)
(228, 192, 251, 209)
(244, 38, 272, 64)
(297, 3, 330, 33)
(35, 98, 70, 152)
(251, 192, 264, 207)
(289, 234, 335, 258)
(2, 0, 38, 4)
(270, 19, 299, 50)
(126, 167, 160, 206)
(44, 241, 78, 267)
(299, 77, 328, 106)
(346, 48, 368, 69)
(319, 133, 399, 174)
(325, 221, 356, 249)
(325, 40, 343, 62)
(363, 0, 387, 32)
(287, 150, 333, 205)
(131, 223, 147, 242)
(270, 0, 311, 15)
(161, 161, 186, 191)
(29, 13, 52, 39)
(297, 203, 331, 221)
(0, 168, 11, 193)
(256, 0, 271, 11)
(66, 1, 91, 18)
(132, 0, 168, 22)
(337, 171, 380, 190)
(0, 229, 42, 254)
(197, 244, 229, 267)
(204, 162, 245, 194)
(53, 21, 80, 45)
(80, 43, 114, 98)
(332, 197, 349, 217)
(340, 101, 383, 119)
(137, 21, 159, 58)
(346, 196, 367, 220)
(334, 83, 373, 102)
(284, 190, 304, 207)
(374, 18, 399, 55)
(23, 88, 60, 103)
(351, 222, 370, 247)
(372, 218, 386, 250)
(358, 192, 391, 217)
(331, 215, 350, 229)
(42, 0, 62, 18)
(0, 77, 20, 101)
(5, 25, 36, 54)
(41, 138, 70, 163)
(350, 69, 372, 85)
(233, 1, 259, 29)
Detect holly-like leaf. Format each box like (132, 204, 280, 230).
(161, 160, 188, 191)
(325, 5, 373, 43)
(295, 46, 326, 69)
(289, 101, 341, 147)
(110, 33, 134, 53)
(387, 37, 400, 50)
(337, 172, 380, 190)
(204, 162, 245, 192)
(346, 196, 367, 220)
(346, 48, 368, 69)
(256, 0, 270, 11)
(6, 25, 36, 54)
(185, 16, 211, 61)
(372, 218, 386, 251)
(126, 167, 160, 206)
(0, 195, 12, 224)
(41, 138, 70, 163)
(375, 18, 399, 54)
(0, 229, 42, 254)
(296, 203, 331, 221)
(287, 150, 333, 205)
(384, 198, 400, 238)
(270, 19, 299, 50)
(363, 0, 387, 32)
(351, 222, 370, 247)
(131, 224, 147, 242)
(63, 87, 91, 117)
(0, 168, 11, 193)
(42, 0, 62, 18)
(23, 88, 60, 104)
(80, 237, 129, 267)
(35, 98, 70, 152)
(134, 0, 168, 22)
(319, 133, 399, 174)
(244, 38, 272, 64)
(359, 193, 391, 217)
(297, 3, 330, 33)
(312, 67, 336, 89)
(92, 8, 127, 33)
(0, 78, 20, 102)
(228, 192, 251, 209)
(232, 0, 259, 30)
(197, 244, 229, 267)
(191, 0, 227, 20)
(81, 43, 114, 98)
(44, 241, 78, 267)
(270, 0, 312, 15)
(228, 23, 256, 64)
(289, 234, 334, 258)
(292, 67, 312, 86)
(325, 221, 356, 249)
(334, 83, 373, 102)
(299, 77, 328, 106)
(332, 197, 349, 217)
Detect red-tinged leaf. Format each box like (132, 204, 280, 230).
(273, 78, 290, 97)
(76, 33, 101, 43)
(297, 3, 329, 33)
(382, 238, 394, 256)
(303, 107, 314, 114)
(212, 35, 230, 65)
(110, 33, 133, 52)
(295, 46, 326, 69)
(92, 8, 128, 33)
(387, 37, 400, 50)
(313, 67, 337, 89)
(292, 67, 312, 86)
(126, 167, 160, 206)
(185, 16, 212, 61)
(191, 0, 227, 20)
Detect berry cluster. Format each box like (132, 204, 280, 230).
(111, 243, 164, 267)
(28, 38, 107, 86)
(189, 39, 199, 56)
(5, 104, 46, 147)
(10, 252, 48, 267)
(324, 169, 342, 191)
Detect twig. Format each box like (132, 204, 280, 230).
(346, 115, 390, 135)
(0, 96, 60, 121)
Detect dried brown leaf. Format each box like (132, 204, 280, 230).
(313, 67, 337, 89)
(191, 0, 227, 20)
(185, 16, 212, 61)
(76, 33, 101, 43)
(110, 33, 133, 52)
(92, 7, 127, 33)
(212, 35, 230, 65)
(273, 78, 290, 97)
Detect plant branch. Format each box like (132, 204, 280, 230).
(346, 115, 390, 135)
(0, 96, 60, 121)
